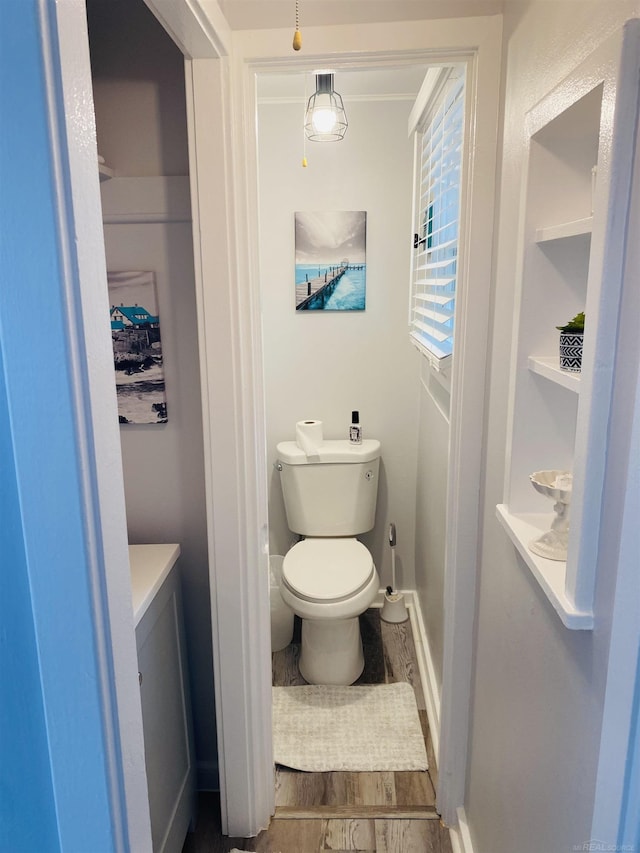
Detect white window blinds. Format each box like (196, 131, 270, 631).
(409, 68, 465, 365)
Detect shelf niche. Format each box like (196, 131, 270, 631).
(499, 25, 640, 629)
(98, 155, 114, 182)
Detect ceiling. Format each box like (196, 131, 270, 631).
(236, 1, 490, 103)
(257, 66, 433, 101)
(220, 0, 505, 31)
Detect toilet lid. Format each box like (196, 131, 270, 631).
(282, 538, 374, 602)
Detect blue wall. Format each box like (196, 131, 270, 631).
(0, 348, 60, 852)
(0, 1, 127, 849)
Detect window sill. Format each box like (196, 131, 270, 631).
(410, 334, 452, 371)
(412, 337, 452, 396)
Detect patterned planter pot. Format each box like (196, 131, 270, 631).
(559, 331, 583, 372)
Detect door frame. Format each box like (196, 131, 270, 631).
(225, 16, 502, 830)
(142, 0, 277, 837)
(17, 0, 155, 848)
(49, 1, 154, 847)
(51, 0, 268, 843)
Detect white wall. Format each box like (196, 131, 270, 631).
(87, 0, 189, 176)
(465, 2, 640, 851)
(89, 0, 217, 786)
(415, 361, 450, 695)
(101, 191, 216, 782)
(257, 94, 420, 586)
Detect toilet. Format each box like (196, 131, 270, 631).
(276, 438, 381, 685)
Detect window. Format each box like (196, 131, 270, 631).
(409, 67, 465, 367)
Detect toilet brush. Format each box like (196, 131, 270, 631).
(380, 522, 409, 623)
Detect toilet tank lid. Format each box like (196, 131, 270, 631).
(276, 438, 381, 465)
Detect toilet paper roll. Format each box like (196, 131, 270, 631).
(295, 420, 323, 456)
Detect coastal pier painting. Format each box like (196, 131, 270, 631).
(108, 270, 168, 424)
(294, 211, 367, 310)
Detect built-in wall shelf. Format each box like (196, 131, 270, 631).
(100, 176, 192, 224)
(500, 27, 640, 631)
(98, 161, 115, 182)
(528, 356, 581, 392)
(535, 216, 593, 243)
(496, 505, 594, 629)
(98, 154, 114, 182)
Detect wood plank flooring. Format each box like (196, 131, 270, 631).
(272, 611, 439, 819)
(182, 609, 452, 852)
(183, 794, 452, 853)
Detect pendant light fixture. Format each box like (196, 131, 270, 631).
(304, 72, 348, 142)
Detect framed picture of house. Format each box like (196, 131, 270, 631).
(108, 270, 168, 424)
(294, 211, 367, 311)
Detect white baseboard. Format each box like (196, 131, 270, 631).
(375, 588, 442, 764)
(449, 827, 464, 853)
(449, 807, 475, 853)
(404, 590, 441, 762)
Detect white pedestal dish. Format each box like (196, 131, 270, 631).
(528, 470, 572, 561)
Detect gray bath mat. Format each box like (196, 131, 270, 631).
(272, 682, 428, 772)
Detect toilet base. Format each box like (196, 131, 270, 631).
(299, 617, 364, 685)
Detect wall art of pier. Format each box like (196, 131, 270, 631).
(295, 263, 365, 310)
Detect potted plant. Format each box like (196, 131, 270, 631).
(556, 311, 585, 373)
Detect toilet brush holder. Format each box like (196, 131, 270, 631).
(381, 522, 408, 623)
(380, 590, 409, 623)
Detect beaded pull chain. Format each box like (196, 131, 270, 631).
(292, 0, 302, 50)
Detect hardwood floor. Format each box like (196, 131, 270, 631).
(182, 609, 452, 852)
(272, 611, 439, 819)
(183, 794, 452, 853)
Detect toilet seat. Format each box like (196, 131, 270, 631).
(279, 537, 380, 681)
(282, 538, 374, 603)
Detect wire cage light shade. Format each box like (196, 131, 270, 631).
(304, 73, 348, 142)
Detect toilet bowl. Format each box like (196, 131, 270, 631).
(280, 537, 379, 684)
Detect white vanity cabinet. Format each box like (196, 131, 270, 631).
(130, 544, 197, 853)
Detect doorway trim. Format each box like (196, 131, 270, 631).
(143, 0, 276, 838)
(45, 1, 155, 848)
(56, 0, 275, 842)
(226, 16, 502, 831)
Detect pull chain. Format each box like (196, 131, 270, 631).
(292, 0, 302, 50)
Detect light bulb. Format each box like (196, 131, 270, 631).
(312, 107, 337, 134)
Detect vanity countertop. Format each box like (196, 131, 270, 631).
(129, 543, 181, 627)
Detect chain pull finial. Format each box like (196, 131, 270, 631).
(292, 0, 302, 50)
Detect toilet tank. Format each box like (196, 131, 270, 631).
(276, 439, 381, 536)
